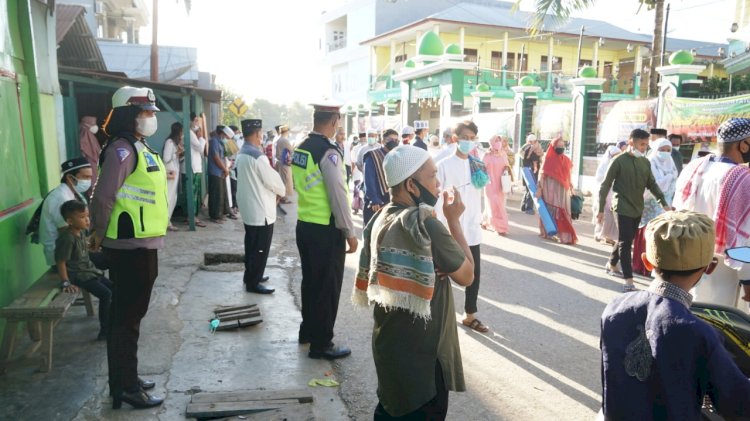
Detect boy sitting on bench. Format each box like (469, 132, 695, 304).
(56, 200, 112, 340)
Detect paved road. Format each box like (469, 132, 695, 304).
(331, 200, 633, 420)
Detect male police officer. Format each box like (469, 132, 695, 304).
(91, 86, 166, 409)
(292, 100, 358, 359)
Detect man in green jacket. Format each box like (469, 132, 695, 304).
(598, 129, 672, 292)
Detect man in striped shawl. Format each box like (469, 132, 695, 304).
(352, 145, 475, 419)
(362, 128, 399, 227)
(673, 118, 750, 312)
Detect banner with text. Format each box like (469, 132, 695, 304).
(662, 94, 750, 143)
(597, 99, 657, 144)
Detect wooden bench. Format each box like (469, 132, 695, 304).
(0, 272, 94, 373)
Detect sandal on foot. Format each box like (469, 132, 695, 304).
(462, 319, 490, 333)
(622, 283, 637, 292)
(194, 220, 207, 227)
(605, 264, 623, 278)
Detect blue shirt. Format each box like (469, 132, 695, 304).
(207, 135, 225, 177)
(600, 278, 750, 420)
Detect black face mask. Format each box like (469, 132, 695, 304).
(742, 141, 750, 164)
(554, 147, 565, 155)
(408, 178, 438, 207)
(385, 139, 399, 150)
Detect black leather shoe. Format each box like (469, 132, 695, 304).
(308, 345, 351, 360)
(247, 284, 274, 294)
(260, 276, 269, 283)
(138, 378, 155, 390)
(112, 389, 163, 409)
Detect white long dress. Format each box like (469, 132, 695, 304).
(163, 137, 180, 221)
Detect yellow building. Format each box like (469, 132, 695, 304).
(348, 1, 726, 110)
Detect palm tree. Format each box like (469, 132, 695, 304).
(520, 0, 664, 97)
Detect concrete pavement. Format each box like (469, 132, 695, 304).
(1, 187, 624, 420)
(0, 203, 348, 420)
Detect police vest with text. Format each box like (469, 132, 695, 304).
(292, 134, 343, 225)
(104, 137, 169, 239)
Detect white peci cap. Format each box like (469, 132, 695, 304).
(383, 145, 430, 187)
(526, 133, 537, 142)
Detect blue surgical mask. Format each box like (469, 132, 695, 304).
(657, 151, 671, 161)
(73, 177, 91, 192)
(458, 139, 476, 154)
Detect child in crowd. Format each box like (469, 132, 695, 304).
(56, 200, 112, 340)
(600, 210, 750, 419)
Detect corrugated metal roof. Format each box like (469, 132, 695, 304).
(56, 4, 107, 71)
(369, 1, 726, 57)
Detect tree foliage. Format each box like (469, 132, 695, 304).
(518, 0, 666, 97)
(217, 85, 313, 131)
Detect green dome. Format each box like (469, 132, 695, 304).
(476, 83, 490, 92)
(444, 43, 462, 55)
(578, 66, 596, 78)
(669, 50, 694, 65)
(386, 98, 398, 105)
(578, 66, 597, 78)
(404, 59, 416, 68)
(418, 31, 444, 56)
(519, 76, 535, 87)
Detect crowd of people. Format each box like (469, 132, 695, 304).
(28, 81, 750, 418)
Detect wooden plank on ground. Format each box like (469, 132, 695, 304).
(214, 304, 258, 314)
(237, 317, 263, 328)
(215, 310, 261, 322)
(190, 388, 313, 404)
(185, 399, 301, 419)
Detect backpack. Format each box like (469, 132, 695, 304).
(26, 192, 52, 244)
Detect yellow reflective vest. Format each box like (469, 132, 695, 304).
(105, 139, 169, 239)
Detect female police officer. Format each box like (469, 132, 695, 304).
(91, 86, 167, 409)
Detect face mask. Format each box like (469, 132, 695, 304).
(192, 124, 199, 132)
(73, 177, 91, 192)
(367, 137, 377, 145)
(136, 116, 158, 137)
(554, 147, 565, 155)
(89, 125, 99, 134)
(408, 178, 439, 207)
(234, 134, 242, 142)
(385, 139, 399, 150)
(631, 147, 645, 158)
(657, 151, 671, 161)
(458, 139, 476, 154)
(673, 145, 680, 151)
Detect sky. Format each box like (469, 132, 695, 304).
(141, 0, 735, 105)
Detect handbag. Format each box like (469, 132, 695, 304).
(570, 194, 584, 220)
(501, 173, 512, 194)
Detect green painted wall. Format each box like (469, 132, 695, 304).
(0, 0, 58, 338)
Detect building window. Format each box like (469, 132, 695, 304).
(603, 61, 614, 78)
(540, 55, 563, 72)
(329, 30, 346, 52)
(510, 53, 528, 72)
(491, 51, 502, 70)
(395, 54, 407, 63)
(464, 48, 478, 63)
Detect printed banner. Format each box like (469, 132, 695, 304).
(597, 99, 657, 144)
(662, 94, 750, 142)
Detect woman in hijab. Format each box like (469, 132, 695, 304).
(632, 138, 678, 276)
(79, 116, 101, 196)
(482, 136, 511, 235)
(536, 137, 577, 244)
(593, 142, 625, 243)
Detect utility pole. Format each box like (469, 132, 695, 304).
(150, 0, 159, 81)
(660, 3, 670, 67)
(576, 26, 585, 71)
